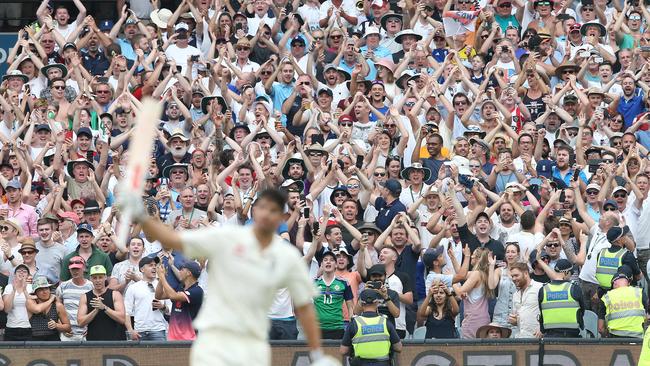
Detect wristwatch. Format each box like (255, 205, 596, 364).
(7, 255, 14, 261)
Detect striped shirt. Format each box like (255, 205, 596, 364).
(56, 279, 93, 335)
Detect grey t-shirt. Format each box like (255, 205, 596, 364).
(36, 241, 68, 283)
(56, 279, 93, 335)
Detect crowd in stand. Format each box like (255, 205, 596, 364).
(1, 0, 650, 362)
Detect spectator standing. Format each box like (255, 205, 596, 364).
(110, 237, 145, 293)
(124, 256, 169, 341)
(26, 276, 71, 341)
(35, 218, 67, 283)
(417, 280, 459, 339)
(313, 251, 353, 340)
(155, 261, 203, 341)
(509, 262, 543, 338)
(77, 265, 126, 340)
(60, 223, 113, 281)
(56, 256, 93, 341)
(2, 264, 32, 341)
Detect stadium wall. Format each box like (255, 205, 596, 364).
(0, 339, 641, 366)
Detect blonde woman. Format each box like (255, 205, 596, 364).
(453, 247, 493, 339)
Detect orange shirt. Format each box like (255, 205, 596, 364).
(336, 270, 362, 321)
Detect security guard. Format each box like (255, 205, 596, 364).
(538, 259, 586, 337)
(595, 226, 639, 290)
(340, 289, 402, 366)
(598, 266, 648, 338)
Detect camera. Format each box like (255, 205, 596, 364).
(367, 281, 384, 289)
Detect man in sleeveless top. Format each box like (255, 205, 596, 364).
(77, 265, 126, 340)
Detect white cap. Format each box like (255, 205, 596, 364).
(174, 23, 189, 31)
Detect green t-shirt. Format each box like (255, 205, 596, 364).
(619, 34, 635, 50)
(313, 277, 353, 330)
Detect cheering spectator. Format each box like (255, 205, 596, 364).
(77, 265, 126, 341)
(27, 276, 71, 341)
(124, 256, 169, 341)
(56, 256, 93, 341)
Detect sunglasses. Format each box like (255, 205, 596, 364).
(0, 226, 8, 232)
(314, 36, 324, 40)
(96, 90, 110, 94)
(469, 164, 481, 168)
(582, 7, 594, 11)
(334, 192, 348, 197)
(340, 122, 353, 127)
(405, 102, 415, 107)
(236, 47, 250, 51)
(562, 70, 576, 74)
(385, 124, 396, 128)
(20, 250, 36, 255)
(586, 190, 599, 195)
(613, 193, 627, 198)
(374, 172, 386, 177)
(603, 159, 614, 163)
(454, 100, 468, 106)
(308, 152, 324, 157)
(261, 70, 272, 75)
(298, 81, 311, 86)
(604, 207, 617, 212)
(545, 243, 560, 248)
(52, 85, 65, 90)
(171, 170, 186, 175)
(292, 43, 305, 47)
(537, 1, 551, 5)
(330, 34, 342, 39)
(347, 184, 360, 189)
(499, 2, 512, 6)
(481, 34, 489, 39)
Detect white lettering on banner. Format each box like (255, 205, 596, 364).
(0, 48, 6, 64)
(412, 351, 454, 366)
(466, 352, 515, 366)
(26, 361, 55, 366)
(103, 356, 138, 366)
(528, 352, 578, 366)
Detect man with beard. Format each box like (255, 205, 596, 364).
(488, 198, 521, 244)
(161, 99, 192, 137)
(157, 130, 191, 173)
(360, 246, 413, 339)
(313, 251, 353, 340)
(412, 132, 447, 184)
(509, 262, 543, 338)
(613, 75, 648, 128)
(81, 34, 110, 76)
(109, 7, 141, 61)
(161, 163, 189, 205)
(37, 0, 86, 40)
(552, 145, 587, 188)
(283, 74, 314, 136)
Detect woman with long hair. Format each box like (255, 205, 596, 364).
(417, 280, 459, 339)
(453, 247, 493, 339)
(488, 243, 520, 329)
(375, 58, 397, 101)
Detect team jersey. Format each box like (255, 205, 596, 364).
(168, 282, 203, 341)
(313, 277, 353, 330)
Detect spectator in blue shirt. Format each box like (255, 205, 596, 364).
(370, 178, 407, 231)
(614, 75, 648, 129)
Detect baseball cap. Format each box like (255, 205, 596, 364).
(77, 127, 93, 138)
(63, 42, 77, 51)
(603, 199, 618, 210)
(422, 247, 445, 266)
(318, 87, 333, 97)
(174, 23, 189, 32)
(99, 20, 114, 31)
(607, 225, 630, 242)
(536, 160, 555, 178)
(35, 124, 52, 132)
(380, 178, 402, 196)
(586, 183, 601, 192)
(89, 265, 107, 276)
(180, 261, 201, 278)
(611, 265, 632, 284)
(139, 256, 161, 268)
(290, 37, 306, 46)
(68, 256, 86, 269)
(58, 211, 81, 225)
(359, 289, 383, 304)
(83, 200, 101, 212)
(5, 179, 21, 190)
(338, 114, 354, 123)
(554, 259, 573, 272)
(367, 264, 386, 276)
(76, 222, 94, 235)
(612, 185, 628, 195)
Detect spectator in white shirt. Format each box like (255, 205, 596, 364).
(509, 262, 542, 338)
(124, 256, 169, 341)
(165, 23, 202, 74)
(110, 237, 145, 294)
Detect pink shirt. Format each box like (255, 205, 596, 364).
(0, 203, 38, 238)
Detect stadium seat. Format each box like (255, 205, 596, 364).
(412, 327, 427, 340)
(582, 310, 599, 338)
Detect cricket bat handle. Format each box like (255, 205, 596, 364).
(116, 210, 132, 252)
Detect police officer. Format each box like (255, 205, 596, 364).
(598, 265, 648, 338)
(595, 226, 639, 290)
(340, 289, 402, 366)
(538, 259, 586, 337)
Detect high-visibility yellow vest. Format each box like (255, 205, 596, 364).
(595, 247, 626, 289)
(639, 327, 650, 365)
(603, 286, 645, 338)
(540, 282, 580, 330)
(351, 314, 391, 360)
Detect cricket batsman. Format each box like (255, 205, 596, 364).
(120, 188, 339, 366)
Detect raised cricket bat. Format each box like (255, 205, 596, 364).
(115, 98, 162, 252)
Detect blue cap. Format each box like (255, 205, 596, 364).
(380, 178, 402, 196)
(99, 20, 114, 31)
(422, 246, 444, 265)
(76, 222, 94, 235)
(603, 199, 618, 210)
(35, 124, 51, 132)
(536, 160, 554, 178)
(180, 261, 201, 278)
(607, 225, 630, 242)
(6, 179, 21, 190)
(77, 127, 93, 138)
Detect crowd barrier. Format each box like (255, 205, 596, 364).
(0, 339, 642, 366)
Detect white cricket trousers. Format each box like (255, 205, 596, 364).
(190, 329, 271, 366)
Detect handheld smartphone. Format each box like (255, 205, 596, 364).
(573, 167, 581, 182)
(579, 51, 590, 58)
(552, 209, 565, 217)
(303, 207, 310, 219)
(191, 55, 199, 62)
(594, 56, 603, 63)
(97, 77, 109, 83)
(312, 221, 320, 234)
(559, 190, 566, 203)
(355, 155, 364, 169)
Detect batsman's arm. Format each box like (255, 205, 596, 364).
(294, 303, 323, 358)
(141, 217, 184, 252)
